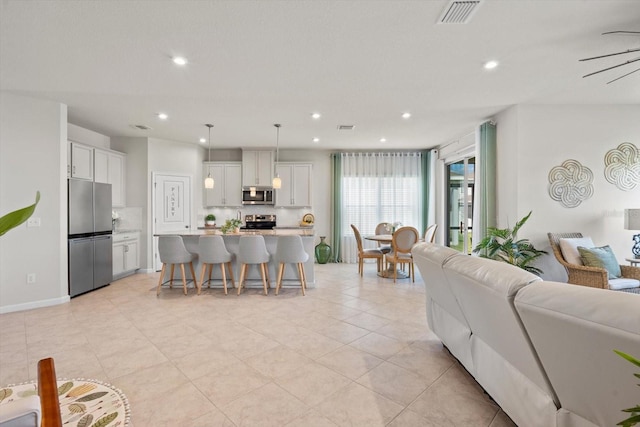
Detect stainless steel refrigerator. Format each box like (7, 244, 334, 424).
(68, 179, 113, 297)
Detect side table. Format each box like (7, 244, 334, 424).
(625, 257, 640, 267)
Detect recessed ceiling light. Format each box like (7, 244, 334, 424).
(311, 113, 321, 119)
(312, 137, 320, 143)
(402, 112, 411, 119)
(484, 60, 499, 70)
(157, 113, 168, 120)
(172, 56, 187, 66)
(199, 138, 206, 143)
(380, 138, 387, 143)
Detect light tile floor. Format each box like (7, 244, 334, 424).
(0, 263, 516, 427)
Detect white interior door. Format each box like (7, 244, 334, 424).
(152, 173, 192, 270)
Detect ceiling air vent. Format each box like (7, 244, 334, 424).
(438, 0, 482, 24)
(130, 124, 153, 130)
(337, 125, 355, 131)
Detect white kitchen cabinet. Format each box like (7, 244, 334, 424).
(113, 231, 140, 279)
(94, 148, 126, 207)
(69, 142, 94, 180)
(242, 150, 274, 187)
(275, 163, 312, 207)
(203, 162, 242, 207)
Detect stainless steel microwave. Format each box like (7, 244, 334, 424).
(242, 187, 274, 205)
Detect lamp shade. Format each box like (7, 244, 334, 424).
(272, 175, 282, 189)
(624, 209, 640, 230)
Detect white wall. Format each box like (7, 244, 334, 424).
(0, 92, 69, 313)
(68, 123, 110, 149)
(496, 104, 640, 281)
(111, 136, 149, 269)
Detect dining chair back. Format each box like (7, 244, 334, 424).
(156, 235, 198, 295)
(198, 235, 235, 295)
(424, 224, 438, 243)
(350, 224, 384, 276)
(387, 226, 420, 283)
(375, 222, 392, 253)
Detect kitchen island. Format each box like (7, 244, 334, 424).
(154, 229, 316, 291)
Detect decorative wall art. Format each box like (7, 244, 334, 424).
(604, 142, 640, 191)
(548, 159, 594, 208)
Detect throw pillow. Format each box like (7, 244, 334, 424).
(559, 237, 595, 265)
(577, 245, 621, 279)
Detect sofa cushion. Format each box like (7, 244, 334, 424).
(559, 237, 594, 265)
(577, 245, 621, 279)
(608, 277, 640, 290)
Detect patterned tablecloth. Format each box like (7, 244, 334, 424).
(0, 378, 130, 426)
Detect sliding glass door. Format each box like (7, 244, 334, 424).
(446, 157, 475, 254)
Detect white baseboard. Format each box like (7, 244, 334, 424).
(0, 295, 71, 314)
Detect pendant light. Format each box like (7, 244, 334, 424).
(272, 123, 282, 189)
(204, 124, 214, 189)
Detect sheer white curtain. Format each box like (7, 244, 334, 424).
(340, 152, 423, 263)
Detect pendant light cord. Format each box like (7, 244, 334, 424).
(206, 124, 213, 161)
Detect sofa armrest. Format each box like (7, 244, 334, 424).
(37, 358, 62, 427)
(0, 395, 41, 427)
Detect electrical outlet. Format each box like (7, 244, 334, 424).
(27, 273, 36, 284)
(27, 218, 41, 227)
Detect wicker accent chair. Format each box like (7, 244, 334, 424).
(548, 232, 640, 291)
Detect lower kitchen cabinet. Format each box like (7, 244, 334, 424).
(113, 231, 140, 279)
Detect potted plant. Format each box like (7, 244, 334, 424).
(472, 211, 547, 276)
(614, 350, 640, 426)
(205, 214, 216, 226)
(220, 218, 242, 234)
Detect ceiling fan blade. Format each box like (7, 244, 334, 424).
(607, 66, 640, 84)
(602, 31, 640, 35)
(579, 47, 640, 61)
(582, 56, 640, 78)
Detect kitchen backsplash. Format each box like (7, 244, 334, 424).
(113, 207, 142, 232)
(199, 206, 313, 227)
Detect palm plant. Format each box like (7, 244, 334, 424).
(472, 211, 547, 276)
(614, 350, 640, 427)
(0, 191, 40, 236)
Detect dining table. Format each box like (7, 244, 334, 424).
(365, 234, 409, 279)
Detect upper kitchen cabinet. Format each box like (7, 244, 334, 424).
(242, 150, 274, 187)
(94, 148, 126, 207)
(203, 162, 242, 207)
(275, 163, 312, 207)
(69, 142, 94, 180)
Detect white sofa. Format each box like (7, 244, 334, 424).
(412, 242, 640, 427)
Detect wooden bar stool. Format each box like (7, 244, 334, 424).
(198, 235, 235, 295)
(237, 235, 271, 295)
(156, 235, 198, 295)
(274, 235, 309, 296)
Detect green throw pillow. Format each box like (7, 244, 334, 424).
(577, 245, 621, 279)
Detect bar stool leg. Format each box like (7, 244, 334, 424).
(169, 264, 175, 288)
(297, 263, 306, 296)
(237, 264, 247, 295)
(199, 263, 207, 295)
(157, 263, 166, 296)
(189, 262, 198, 293)
(227, 262, 236, 288)
(260, 263, 268, 295)
(220, 263, 228, 295)
(276, 263, 285, 295)
(180, 264, 188, 295)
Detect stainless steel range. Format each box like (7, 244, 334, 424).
(241, 214, 276, 230)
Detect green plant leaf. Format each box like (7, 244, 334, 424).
(0, 191, 40, 236)
(616, 350, 640, 368)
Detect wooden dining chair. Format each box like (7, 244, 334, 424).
(375, 222, 392, 253)
(351, 224, 384, 276)
(386, 226, 420, 283)
(424, 224, 438, 243)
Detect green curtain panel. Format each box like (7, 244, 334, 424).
(475, 121, 497, 250)
(421, 150, 432, 232)
(330, 153, 342, 262)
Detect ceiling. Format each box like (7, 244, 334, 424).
(1, 0, 639, 150)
